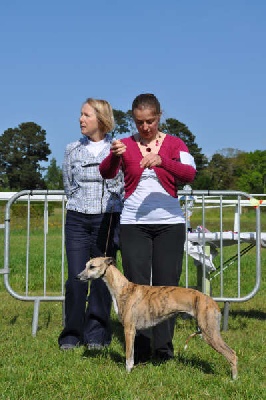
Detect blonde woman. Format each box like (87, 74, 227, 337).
(58, 98, 124, 350)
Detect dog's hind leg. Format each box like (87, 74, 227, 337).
(202, 330, 238, 380)
(124, 326, 136, 372)
(199, 310, 238, 380)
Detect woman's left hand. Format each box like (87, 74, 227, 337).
(140, 153, 162, 169)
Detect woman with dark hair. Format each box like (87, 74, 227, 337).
(100, 93, 196, 363)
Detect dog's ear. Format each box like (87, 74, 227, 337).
(105, 257, 115, 266)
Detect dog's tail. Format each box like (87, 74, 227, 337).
(184, 329, 202, 350)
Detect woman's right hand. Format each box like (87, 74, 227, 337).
(111, 140, 127, 156)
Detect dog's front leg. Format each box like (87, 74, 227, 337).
(124, 326, 136, 372)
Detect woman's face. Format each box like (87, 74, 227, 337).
(133, 107, 160, 140)
(79, 103, 99, 138)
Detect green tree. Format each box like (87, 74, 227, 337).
(204, 149, 266, 193)
(159, 118, 208, 189)
(0, 122, 51, 190)
(235, 150, 266, 193)
(112, 109, 132, 137)
(207, 153, 234, 190)
(193, 168, 213, 190)
(160, 118, 208, 173)
(44, 158, 64, 190)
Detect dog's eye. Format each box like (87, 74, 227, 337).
(90, 265, 96, 269)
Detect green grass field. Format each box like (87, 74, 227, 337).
(0, 204, 265, 399)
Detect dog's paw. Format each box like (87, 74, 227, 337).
(126, 360, 134, 372)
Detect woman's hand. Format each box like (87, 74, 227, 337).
(111, 140, 127, 156)
(140, 153, 162, 169)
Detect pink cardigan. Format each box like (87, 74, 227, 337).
(99, 134, 196, 199)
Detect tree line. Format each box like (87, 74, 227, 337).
(0, 112, 265, 194)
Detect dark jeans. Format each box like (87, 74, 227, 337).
(120, 223, 185, 358)
(58, 210, 120, 347)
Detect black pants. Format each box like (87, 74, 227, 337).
(58, 210, 120, 347)
(120, 223, 185, 358)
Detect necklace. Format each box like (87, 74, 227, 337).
(139, 134, 161, 152)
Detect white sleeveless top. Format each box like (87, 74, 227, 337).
(121, 169, 185, 224)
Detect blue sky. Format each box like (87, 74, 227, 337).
(0, 0, 265, 166)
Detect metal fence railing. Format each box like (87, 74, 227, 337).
(1, 190, 264, 335)
(2, 190, 66, 335)
(180, 190, 264, 329)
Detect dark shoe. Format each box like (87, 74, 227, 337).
(154, 350, 174, 363)
(60, 343, 79, 351)
(134, 351, 151, 365)
(86, 343, 106, 350)
(84, 327, 112, 349)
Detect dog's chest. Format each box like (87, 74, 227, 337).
(112, 296, 119, 315)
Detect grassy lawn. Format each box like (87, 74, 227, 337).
(0, 204, 265, 399)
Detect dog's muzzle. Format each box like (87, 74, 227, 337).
(75, 272, 89, 282)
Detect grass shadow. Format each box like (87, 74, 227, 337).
(175, 353, 215, 375)
(229, 309, 266, 320)
(80, 347, 215, 376)
(81, 346, 124, 364)
(10, 315, 19, 325)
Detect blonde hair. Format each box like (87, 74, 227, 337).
(84, 98, 115, 134)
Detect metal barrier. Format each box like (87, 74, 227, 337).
(2, 190, 66, 336)
(181, 190, 264, 330)
(1, 190, 264, 335)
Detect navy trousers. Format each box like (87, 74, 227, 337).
(120, 223, 185, 358)
(58, 210, 120, 347)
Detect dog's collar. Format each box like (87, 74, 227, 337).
(99, 264, 111, 279)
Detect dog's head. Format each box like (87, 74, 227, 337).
(76, 257, 115, 282)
